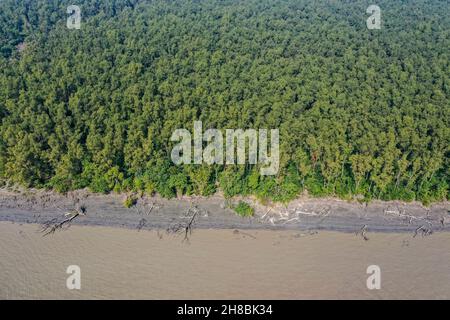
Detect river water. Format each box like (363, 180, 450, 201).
(0, 222, 449, 299)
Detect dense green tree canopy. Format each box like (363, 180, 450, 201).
(0, 0, 448, 204)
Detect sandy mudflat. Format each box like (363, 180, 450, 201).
(0, 222, 449, 299)
(0, 189, 449, 299)
(0, 189, 449, 234)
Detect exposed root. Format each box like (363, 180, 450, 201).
(134, 201, 161, 215)
(317, 207, 332, 224)
(260, 208, 272, 220)
(356, 224, 369, 241)
(137, 218, 147, 231)
(413, 225, 433, 238)
(166, 203, 202, 242)
(261, 205, 331, 227)
(384, 206, 432, 226)
(280, 217, 300, 224)
(40, 204, 86, 236)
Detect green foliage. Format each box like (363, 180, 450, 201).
(0, 0, 448, 204)
(218, 167, 248, 198)
(123, 194, 138, 208)
(233, 201, 254, 218)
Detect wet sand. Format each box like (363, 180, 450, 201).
(1, 189, 449, 233)
(1, 222, 449, 299)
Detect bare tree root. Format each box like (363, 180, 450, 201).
(166, 203, 201, 242)
(317, 207, 332, 224)
(384, 206, 432, 226)
(40, 204, 86, 236)
(137, 218, 147, 231)
(356, 224, 369, 241)
(413, 225, 433, 238)
(262, 205, 332, 226)
(384, 206, 438, 237)
(134, 201, 161, 216)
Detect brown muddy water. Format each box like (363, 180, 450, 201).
(0, 222, 449, 299)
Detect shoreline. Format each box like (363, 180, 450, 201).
(0, 188, 448, 235)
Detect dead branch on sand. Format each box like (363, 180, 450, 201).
(384, 206, 432, 226)
(262, 205, 331, 226)
(317, 207, 332, 224)
(137, 218, 147, 231)
(356, 224, 369, 241)
(413, 225, 433, 238)
(40, 204, 86, 236)
(134, 201, 161, 215)
(166, 203, 201, 242)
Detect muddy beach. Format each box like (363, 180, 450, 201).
(0, 189, 449, 299)
(0, 188, 448, 235)
(1, 222, 450, 299)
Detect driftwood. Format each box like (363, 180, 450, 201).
(384, 206, 438, 237)
(413, 225, 433, 238)
(384, 206, 432, 226)
(40, 204, 86, 236)
(317, 207, 332, 224)
(262, 205, 331, 226)
(166, 203, 202, 242)
(134, 201, 161, 216)
(356, 224, 369, 241)
(136, 218, 147, 231)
